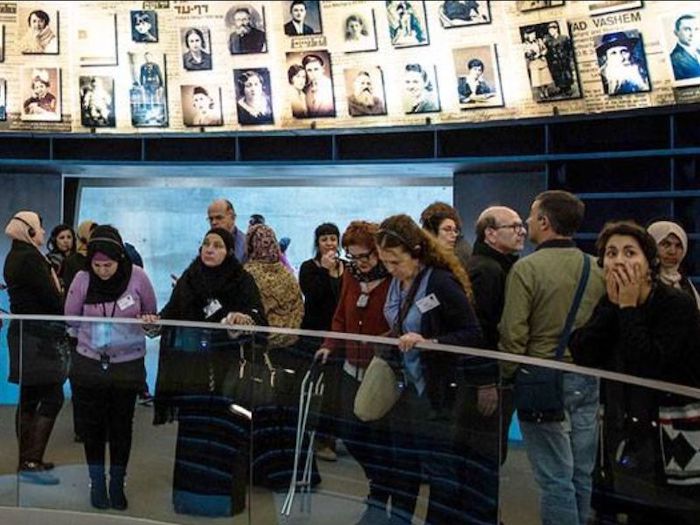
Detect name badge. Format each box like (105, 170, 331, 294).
(203, 299, 223, 318)
(416, 293, 440, 314)
(117, 294, 136, 311)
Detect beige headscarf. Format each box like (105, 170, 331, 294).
(647, 221, 700, 309)
(76, 220, 96, 256)
(4, 211, 62, 294)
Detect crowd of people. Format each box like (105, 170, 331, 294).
(2, 193, 700, 524)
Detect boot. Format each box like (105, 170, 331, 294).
(109, 466, 128, 511)
(18, 414, 60, 485)
(89, 465, 109, 510)
(25, 415, 58, 470)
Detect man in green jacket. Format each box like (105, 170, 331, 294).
(498, 190, 605, 525)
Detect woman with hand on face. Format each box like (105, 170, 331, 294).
(46, 224, 76, 280)
(570, 221, 700, 525)
(375, 214, 483, 525)
(154, 228, 266, 517)
(315, 221, 395, 522)
(647, 220, 700, 309)
(20, 9, 57, 54)
(64, 225, 157, 511)
(4, 211, 64, 486)
(299, 222, 345, 461)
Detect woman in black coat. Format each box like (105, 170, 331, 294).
(3, 211, 64, 485)
(154, 228, 267, 517)
(570, 221, 700, 525)
(375, 214, 484, 525)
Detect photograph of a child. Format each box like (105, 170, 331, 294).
(131, 10, 158, 43)
(80, 76, 115, 128)
(181, 85, 223, 127)
(21, 66, 61, 121)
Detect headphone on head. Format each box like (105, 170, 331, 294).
(12, 216, 36, 238)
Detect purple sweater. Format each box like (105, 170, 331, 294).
(65, 266, 157, 363)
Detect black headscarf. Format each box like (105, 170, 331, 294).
(85, 225, 133, 304)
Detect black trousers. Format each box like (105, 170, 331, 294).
(70, 353, 143, 476)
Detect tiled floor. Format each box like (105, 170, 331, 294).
(0, 404, 540, 524)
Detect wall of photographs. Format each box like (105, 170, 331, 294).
(0, 0, 698, 134)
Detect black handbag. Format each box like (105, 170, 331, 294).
(514, 255, 591, 423)
(223, 342, 297, 410)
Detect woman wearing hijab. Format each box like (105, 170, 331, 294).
(62, 220, 96, 291)
(154, 227, 267, 517)
(315, 221, 395, 523)
(374, 214, 483, 524)
(243, 224, 317, 489)
(46, 223, 75, 279)
(299, 222, 345, 461)
(64, 225, 157, 510)
(4, 211, 64, 485)
(647, 220, 700, 309)
(570, 221, 700, 525)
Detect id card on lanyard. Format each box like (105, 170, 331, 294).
(92, 301, 117, 367)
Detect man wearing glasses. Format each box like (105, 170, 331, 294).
(206, 199, 247, 263)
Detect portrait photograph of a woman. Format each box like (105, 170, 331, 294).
(180, 27, 212, 71)
(18, 7, 58, 54)
(180, 85, 223, 127)
(233, 68, 274, 126)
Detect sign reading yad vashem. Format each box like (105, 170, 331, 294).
(0, 1, 697, 134)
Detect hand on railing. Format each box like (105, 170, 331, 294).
(315, 347, 331, 364)
(397, 332, 426, 352)
(140, 314, 161, 338)
(477, 385, 499, 417)
(222, 312, 255, 339)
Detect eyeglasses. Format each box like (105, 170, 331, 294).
(494, 223, 526, 232)
(345, 250, 374, 262)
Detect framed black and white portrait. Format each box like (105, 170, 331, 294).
(233, 68, 274, 125)
(337, 5, 378, 53)
(519, 21, 581, 102)
(516, 1, 565, 12)
(594, 30, 651, 96)
(78, 13, 117, 67)
(283, 0, 323, 36)
(20, 66, 61, 121)
(402, 63, 441, 114)
(79, 75, 115, 128)
(588, 1, 643, 17)
(661, 11, 700, 87)
(286, 50, 336, 118)
(439, 1, 491, 28)
(131, 10, 158, 43)
(181, 85, 223, 127)
(226, 4, 267, 54)
(453, 45, 503, 109)
(387, 1, 429, 48)
(344, 66, 387, 117)
(128, 51, 168, 127)
(0, 79, 6, 121)
(18, 6, 59, 54)
(180, 27, 213, 71)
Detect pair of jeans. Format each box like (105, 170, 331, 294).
(520, 372, 600, 525)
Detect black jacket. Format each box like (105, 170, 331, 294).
(299, 258, 343, 331)
(3, 240, 64, 384)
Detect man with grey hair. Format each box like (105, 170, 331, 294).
(206, 198, 247, 263)
(454, 205, 525, 523)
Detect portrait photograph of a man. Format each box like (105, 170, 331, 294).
(343, 67, 387, 117)
(594, 30, 651, 96)
(227, 4, 267, 55)
(128, 51, 168, 127)
(283, 1, 322, 36)
(661, 11, 700, 87)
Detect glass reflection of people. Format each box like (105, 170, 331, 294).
(523, 27, 554, 100)
(140, 52, 163, 105)
(21, 9, 57, 53)
(228, 7, 266, 54)
(287, 64, 308, 118)
(23, 70, 57, 117)
(544, 22, 575, 96)
(347, 70, 385, 116)
(182, 28, 212, 71)
(458, 58, 495, 103)
(670, 14, 700, 81)
(190, 86, 221, 126)
(236, 70, 273, 125)
(388, 1, 425, 46)
(81, 77, 113, 127)
(403, 63, 439, 113)
(302, 54, 335, 117)
(284, 0, 315, 36)
(597, 32, 650, 95)
(132, 11, 157, 42)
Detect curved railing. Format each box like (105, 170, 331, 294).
(0, 314, 698, 525)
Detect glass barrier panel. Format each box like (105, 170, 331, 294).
(0, 316, 19, 508)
